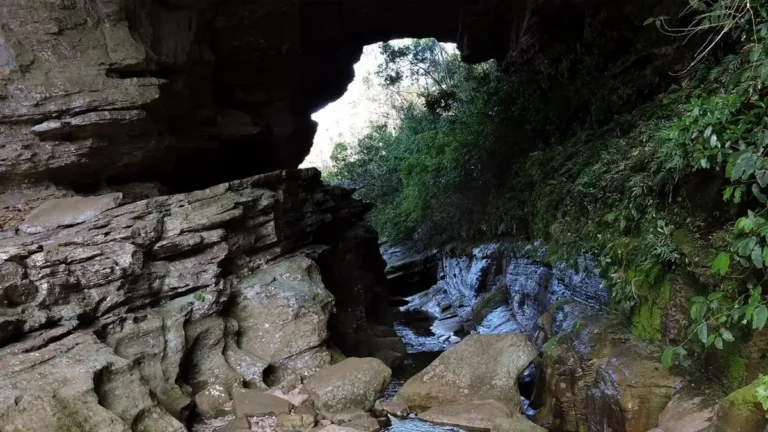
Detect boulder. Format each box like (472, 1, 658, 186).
(395, 333, 537, 412)
(133, 406, 188, 432)
(373, 400, 409, 418)
(231, 255, 335, 378)
(490, 417, 547, 432)
(712, 379, 768, 432)
(339, 415, 382, 432)
(419, 400, 512, 431)
(419, 400, 545, 432)
(587, 348, 680, 432)
(315, 426, 359, 432)
(657, 385, 719, 432)
(304, 358, 390, 416)
(216, 417, 251, 432)
(268, 388, 310, 407)
(276, 412, 316, 431)
(533, 317, 680, 432)
(232, 388, 293, 417)
(195, 385, 233, 419)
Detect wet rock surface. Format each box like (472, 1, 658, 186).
(399, 244, 608, 342)
(532, 317, 681, 432)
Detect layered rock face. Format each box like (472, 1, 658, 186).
(403, 243, 608, 339)
(0, 168, 398, 430)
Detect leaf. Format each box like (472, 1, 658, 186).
(715, 336, 723, 349)
(643, 17, 655, 25)
(720, 328, 736, 342)
(706, 333, 716, 347)
(662, 347, 674, 369)
(690, 302, 701, 321)
(756, 170, 768, 187)
(754, 305, 768, 330)
(691, 301, 709, 321)
(698, 323, 708, 344)
(710, 134, 720, 148)
(708, 291, 725, 301)
(711, 253, 730, 276)
(753, 245, 765, 268)
(753, 184, 767, 203)
(746, 303, 757, 321)
(738, 237, 758, 257)
(724, 186, 735, 200)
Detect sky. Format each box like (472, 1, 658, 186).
(300, 44, 385, 170)
(300, 40, 458, 170)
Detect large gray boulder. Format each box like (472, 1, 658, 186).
(304, 357, 391, 416)
(395, 333, 537, 412)
(231, 255, 335, 379)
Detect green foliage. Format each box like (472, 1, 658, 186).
(651, 2, 768, 385)
(756, 375, 768, 411)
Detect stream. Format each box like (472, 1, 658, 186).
(380, 308, 467, 432)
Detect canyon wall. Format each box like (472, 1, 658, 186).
(0, 168, 403, 430)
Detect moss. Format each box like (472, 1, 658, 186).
(631, 280, 670, 341)
(723, 343, 749, 392)
(470, 285, 509, 325)
(723, 380, 761, 414)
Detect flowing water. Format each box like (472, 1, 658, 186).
(381, 308, 468, 432)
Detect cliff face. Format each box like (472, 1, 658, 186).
(0, 0, 465, 208)
(0, 0, 678, 221)
(0, 169, 405, 430)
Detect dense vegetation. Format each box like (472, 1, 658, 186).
(327, 0, 768, 396)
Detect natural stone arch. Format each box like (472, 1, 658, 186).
(0, 0, 667, 222)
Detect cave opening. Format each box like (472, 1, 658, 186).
(301, 39, 460, 172)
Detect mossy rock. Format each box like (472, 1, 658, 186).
(631, 279, 670, 341)
(660, 273, 694, 344)
(470, 285, 510, 325)
(706, 340, 749, 392)
(712, 379, 768, 432)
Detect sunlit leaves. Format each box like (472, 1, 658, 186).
(712, 253, 731, 275)
(756, 376, 768, 411)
